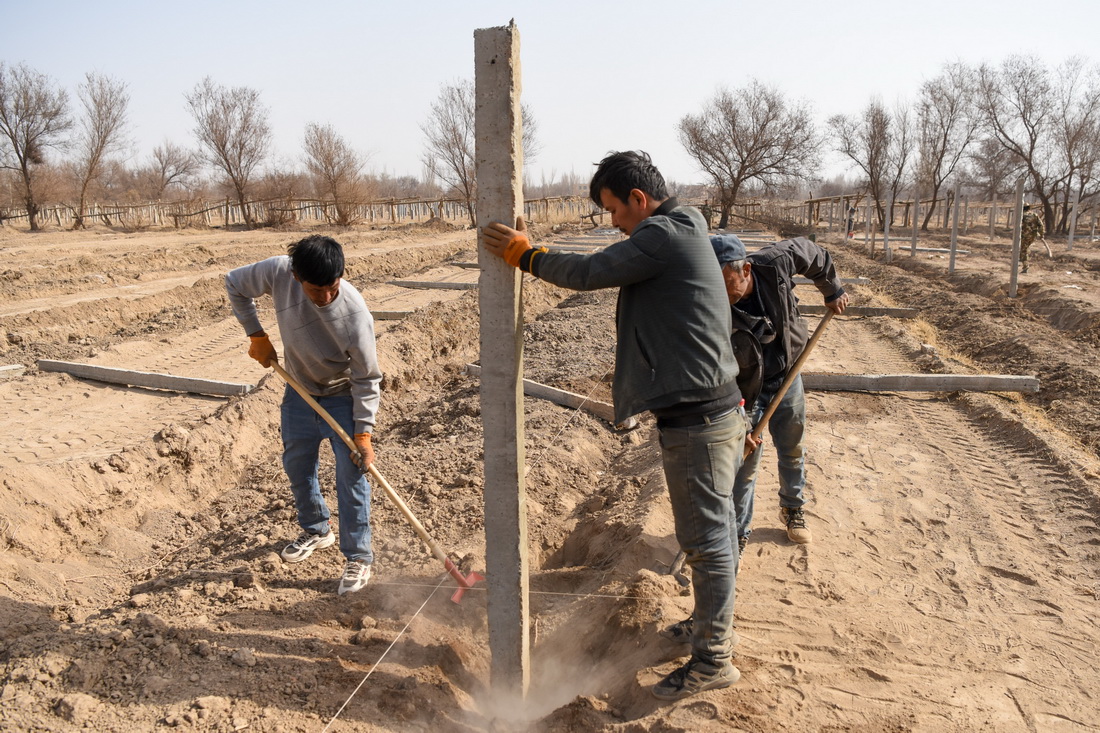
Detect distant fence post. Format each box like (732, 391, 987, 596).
(910, 188, 919, 256)
(883, 193, 894, 263)
(1067, 189, 1080, 252)
(949, 183, 961, 274)
(989, 194, 997, 240)
(1009, 177, 1025, 298)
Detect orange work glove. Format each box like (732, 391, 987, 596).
(352, 432, 374, 470)
(482, 216, 531, 267)
(248, 332, 277, 367)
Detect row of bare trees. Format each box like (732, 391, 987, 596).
(0, 64, 523, 232)
(679, 55, 1100, 234)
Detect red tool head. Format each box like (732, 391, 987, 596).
(444, 559, 485, 603)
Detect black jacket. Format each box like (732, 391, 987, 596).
(734, 237, 844, 386)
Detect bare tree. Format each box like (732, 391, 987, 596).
(71, 72, 130, 229)
(1053, 57, 1100, 232)
(142, 140, 199, 199)
(420, 79, 539, 228)
(0, 62, 72, 230)
(185, 77, 270, 228)
(976, 56, 1062, 231)
(964, 135, 1019, 201)
(678, 81, 820, 229)
(303, 123, 366, 226)
(830, 99, 914, 227)
(916, 63, 980, 229)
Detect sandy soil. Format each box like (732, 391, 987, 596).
(1, 217, 1098, 732)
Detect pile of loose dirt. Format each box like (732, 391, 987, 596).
(2, 222, 1099, 731)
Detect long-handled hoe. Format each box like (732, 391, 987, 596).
(270, 362, 484, 603)
(669, 311, 836, 581)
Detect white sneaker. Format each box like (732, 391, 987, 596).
(337, 560, 372, 595)
(280, 531, 335, 563)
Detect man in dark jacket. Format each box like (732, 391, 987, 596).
(710, 234, 849, 556)
(483, 151, 746, 701)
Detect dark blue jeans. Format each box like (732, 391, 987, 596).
(659, 407, 746, 665)
(734, 375, 807, 540)
(280, 385, 373, 564)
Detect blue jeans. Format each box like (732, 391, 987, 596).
(734, 375, 807, 540)
(280, 385, 373, 564)
(659, 407, 746, 666)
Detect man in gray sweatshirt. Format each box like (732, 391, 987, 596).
(483, 151, 746, 701)
(226, 235, 382, 596)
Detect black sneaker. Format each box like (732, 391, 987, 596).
(659, 616, 739, 648)
(652, 657, 740, 700)
(659, 616, 693, 643)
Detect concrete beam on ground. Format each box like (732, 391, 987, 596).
(475, 21, 530, 704)
(37, 360, 253, 397)
(798, 305, 917, 318)
(453, 262, 480, 269)
(795, 276, 870, 285)
(372, 311, 413, 321)
(802, 373, 1039, 392)
(0, 364, 25, 380)
(388, 280, 478, 290)
(465, 364, 637, 429)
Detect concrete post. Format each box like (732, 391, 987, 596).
(1010, 177, 1025, 298)
(474, 21, 530, 706)
(864, 199, 873, 255)
(1067, 189, 1080, 251)
(990, 194, 997, 241)
(883, 193, 894, 262)
(962, 196, 969, 234)
(910, 188, 919, 256)
(949, 183, 962, 274)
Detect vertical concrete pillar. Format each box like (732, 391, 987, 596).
(474, 21, 530, 706)
(990, 194, 997, 241)
(1067, 189, 1080, 251)
(864, 199, 873, 254)
(883, 193, 894, 262)
(1010, 177, 1025, 298)
(949, 184, 962, 274)
(910, 188, 919, 256)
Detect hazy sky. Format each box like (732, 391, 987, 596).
(3, 0, 1098, 188)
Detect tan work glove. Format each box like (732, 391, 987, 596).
(352, 432, 374, 471)
(248, 332, 277, 367)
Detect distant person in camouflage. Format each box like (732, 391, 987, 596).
(1020, 204, 1045, 274)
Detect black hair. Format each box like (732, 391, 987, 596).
(288, 235, 344, 285)
(588, 150, 669, 206)
(1023, 204, 1031, 211)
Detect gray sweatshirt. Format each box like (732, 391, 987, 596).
(225, 256, 381, 434)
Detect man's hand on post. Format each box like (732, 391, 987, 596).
(825, 292, 850, 315)
(352, 432, 374, 471)
(248, 332, 277, 367)
(482, 216, 531, 267)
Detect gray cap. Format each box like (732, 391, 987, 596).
(709, 234, 747, 266)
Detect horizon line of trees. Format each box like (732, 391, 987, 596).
(3, 55, 1098, 233)
(679, 55, 1100, 234)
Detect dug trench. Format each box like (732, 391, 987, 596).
(2, 223, 1100, 731)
